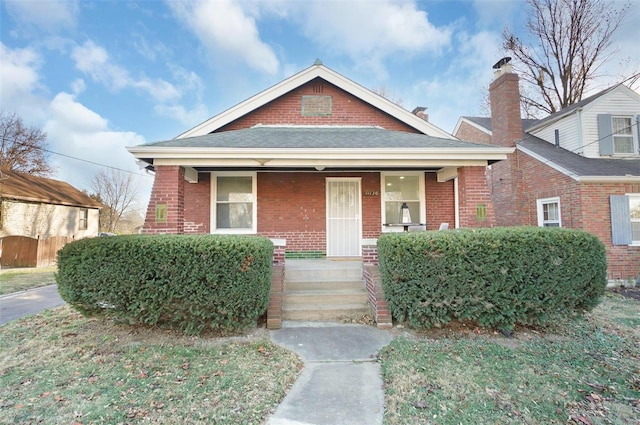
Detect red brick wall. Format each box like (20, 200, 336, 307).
(217, 78, 420, 133)
(142, 166, 184, 234)
(184, 173, 210, 234)
(516, 150, 638, 280)
(457, 166, 496, 228)
(256, 172, 383, 253)
(425, 173, 455, 229)
(579, 183, 640, 281)
(454, 121, 491, 145)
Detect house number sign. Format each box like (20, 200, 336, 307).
(363, 191, 379, 196)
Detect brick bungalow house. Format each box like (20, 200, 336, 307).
(128, 61, 513, 263)
(453, 60, 640, 283)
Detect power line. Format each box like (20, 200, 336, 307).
(2, 137, 152, 178)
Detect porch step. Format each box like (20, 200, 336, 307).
(282, 260, 370, 322)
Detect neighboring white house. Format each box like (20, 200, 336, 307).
(0, 169, 101, 239)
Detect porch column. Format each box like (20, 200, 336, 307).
(457, 166, 496, 228)
(142, 165, 185, 234)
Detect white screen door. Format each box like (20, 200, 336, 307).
(326, 178, 362, 257)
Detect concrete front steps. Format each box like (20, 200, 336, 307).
(283, 259, 371, 322)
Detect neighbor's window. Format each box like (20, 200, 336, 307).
(630, 195, 640, 243)
(79, 208, 88, 230)
(211, 173, 256, 233)
(382, 172, 424, 226)
(537, 197, 561, 227)
(612, 116, 634, 154)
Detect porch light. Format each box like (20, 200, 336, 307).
(401, 202, 411, 224)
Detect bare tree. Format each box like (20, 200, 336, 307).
(90, 169, 138, 233)
(372, 84, 404, 107)
(503, 0, 635, 116)
(0, 112, 53, 176)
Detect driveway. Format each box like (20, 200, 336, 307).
(0, 285, 65, 325)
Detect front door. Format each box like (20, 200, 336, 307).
(326, 178, 362, 257)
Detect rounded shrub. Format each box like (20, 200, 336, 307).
(56, 234, 274, 334)
(377, 227, 607, 331)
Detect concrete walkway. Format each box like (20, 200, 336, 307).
(268, 322, 393, 425)
(0, 284, 65, 325)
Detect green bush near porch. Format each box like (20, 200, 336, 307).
(56, 235, 273, 334)
(377, 227, 607, 331)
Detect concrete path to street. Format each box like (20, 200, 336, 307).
(0, 285, 65, 325)
(268, 322, 393, 425)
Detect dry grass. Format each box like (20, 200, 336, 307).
(380, 293, 640, 425)
(0, 306, 303, 424)
(0, 267, 56, 295)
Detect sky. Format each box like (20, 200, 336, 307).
(1, 0, 638, 212)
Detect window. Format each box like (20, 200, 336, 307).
(630, 195, 640, 244)
(612, 116, 634, 154)
(610, 194, 639, 245)
(79, 208, 88, 230)
(211, 173, 256, 233)
(537, 197, 561, 227)
(381, 172, 425, 227)
(597, 114, 638, 156)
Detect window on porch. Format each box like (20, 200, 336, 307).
(211, 173, 256, 233)
(381, 172, 425, 228)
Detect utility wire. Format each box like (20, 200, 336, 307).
(1, 138, 152, 177)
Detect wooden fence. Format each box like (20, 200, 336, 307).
(0, 235, 69, 268)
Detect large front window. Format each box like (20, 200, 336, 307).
(381, 172, 425, 228)
(211, 173, 256, 233)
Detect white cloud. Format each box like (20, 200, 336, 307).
(44, 92, 152, 205)
(406, 30, 503, 132)
(70, 78, 86, 95)
(4, 0, 79, 32)
(278, 0, 451, 76)
(71, 40, 181, 102)
(0, 43, 48, 121)
(0, 43, 41, 104)
(167, 0, 280, 75)
(154, 103, 210, 127)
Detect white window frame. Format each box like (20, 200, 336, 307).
(612, 116, 635, 155)
(629, 193, 640, 245)
(536, 197, 561, 228)
(78, 208, 88, 230)
(210, 172, 257, 234)
(380, 171, 426, 232)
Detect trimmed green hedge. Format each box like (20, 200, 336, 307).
(378, 227, 607, 331)
(56, 235, 273, 334)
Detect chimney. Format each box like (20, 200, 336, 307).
(412, 106, 429, 122)
(489, 57, 522, 147)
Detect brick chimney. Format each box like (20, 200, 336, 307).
(489, 58, 522, 147)
(412, 106, 429, 122)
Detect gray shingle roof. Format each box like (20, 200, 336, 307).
(462, 116, 539, 132)
(518, 135, 640, 177)
(143, 126, 495, 150)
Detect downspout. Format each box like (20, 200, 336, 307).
(576, 107, 584, 155)
(454, 177, 459, 228)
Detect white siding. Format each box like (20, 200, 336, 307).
(532, 116, 582, 153)
(1, 200, 99, 239)
(529, 86, 640, 158)
(581, 89, 640, 158)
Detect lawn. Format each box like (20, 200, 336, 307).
(0, 307, 303, 424)
(0, 267, 56, 295)
(380, 292, 640, 424)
